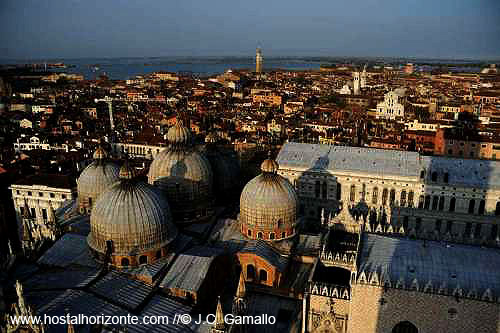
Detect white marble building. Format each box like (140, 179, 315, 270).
(376, 89, 406, 119)
(276, 142, 500, 246)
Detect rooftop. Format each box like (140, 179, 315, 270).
(277, 142, 500, 188)
(358, 233, 500, 299)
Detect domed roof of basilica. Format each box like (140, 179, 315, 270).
(202, 132, 240, 194)
(239, 156, 298, 240)
(88, 163, 177, 257)
(166, 120, 192, 146)
(77, 146, 120, 210)
(148, 120, 213, 223)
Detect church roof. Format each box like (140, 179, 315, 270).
(239, 240, 289, 272)
(37, 234, 98, 268)
(160, 246, 223, 292)
(358, 233, 500, 301)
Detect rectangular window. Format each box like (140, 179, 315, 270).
(50, 193, 55, 198)
(39, 192, 43, 197)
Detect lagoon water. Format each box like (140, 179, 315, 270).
(30, 57, 322, 80)
(1, 56, 487, 80)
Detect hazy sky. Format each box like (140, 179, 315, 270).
(1, 0, 499, 60)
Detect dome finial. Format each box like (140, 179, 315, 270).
(119, 159, 135, 180)
(260, 151, 278, 173)
(167, 118, 192, 146)
(93, 145, 107, 160)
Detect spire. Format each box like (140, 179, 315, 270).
(236, 272, 246, 298)
(66, 309, 75, 333)
(212, 296, 225, 333)
(67, 322, 75, 333)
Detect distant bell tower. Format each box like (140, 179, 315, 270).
(256, 48, 263, 73)
(353, 70, 360, 95)
(361, 64, 367, 88)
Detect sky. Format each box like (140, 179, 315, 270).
(0, 0, 499, 60)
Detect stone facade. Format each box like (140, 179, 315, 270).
(278, 157, 500, 247)
(349, 284, 500, 333)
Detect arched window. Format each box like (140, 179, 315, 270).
(382, 188, 388, 206)
(155, 250, 162, 260)
(257, 232, 263, 239)
(350, 185, 356, 202)
(420, 170, 426, 179)
(438, 196, 445, 211)
(418, 195, 424, 209)
(392, 321, 418, 333)
(478, 200, 485, 215)
(400, 190, 407, 206)
(139, 255, 148, 265)
(474, 224, 482, 238)
(281, 231, 286, 238)
(246, 265, 255, 280)
(121, 258, 129, 267)
(424, 195, 431, 209)
(431, 172, 438, 182)
(432, 196, 439, 210)
(449, 197, 456, 212)
(468, 199, 475, 214)
(408, 191, 414, 207)
(389, 189, 396, 205)
(491, 224, 499, 240)
(269, 233, 275, 240)
(372, 187, 378, 204)
(259, 269, 268, 282)
(247, 229, 252, 237)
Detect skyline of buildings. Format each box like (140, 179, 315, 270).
(0, 45, 500, 332)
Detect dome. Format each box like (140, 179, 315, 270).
(203, 137, 240, 197)
(239, 158, 298, 241)
(88, 164, 177, 267)
(77, 147, 120, 214)
(148, 122, 214, 223)
(167, 120, 192, 146)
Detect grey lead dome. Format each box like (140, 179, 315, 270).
(239, 157, 299, 240)
(148, 121, 214, 223)
(88, 171, 177, 257)
(77, 146, 120, 213)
